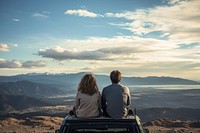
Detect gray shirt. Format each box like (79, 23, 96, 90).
(101, 83, 131, 118)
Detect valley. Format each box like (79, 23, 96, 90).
(0, 73, 200, 132)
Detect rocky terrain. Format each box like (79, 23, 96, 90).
(0, 73, 199, 132)
(0, 116, 200, 133)
(144, 118, 200, 133)
(0, 116, 63, 133)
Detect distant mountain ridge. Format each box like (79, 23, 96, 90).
(123, 76, 200, 85)
(0, 73, 199, 89)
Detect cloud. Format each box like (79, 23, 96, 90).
(81, 66, 98, 71)
(164, 0, 188, 5)
(106, 0, 200, 44)
(63, 36, 178, 52)
(0, 59, 46, 68)
(13, 44, 18, 47)
(42, 11, 50, 14)
(0, 59, 21, 68)
(0, 44, 9, 52)
(12, 18, 20, 22)
(38, 35, 200, 68)
(33, 13, 49, 18)
(65, 9, 103, 17)
(37, 45, 140, 61)
(22, 60, 47, 68)
(38, 46, 110, 61)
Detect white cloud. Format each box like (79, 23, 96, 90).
(33, 13, 49, 18)
(106, 0, 200, 44)
(37, 36, 200, 76)
(65, 9, 103, 17)
(0, 44, 9, 52)
(12, 18, 20, 22)
(63, 36, 177, 52)
(43, 11, 50, 14)
(164, 0, 190, 5)
(13, 44, 18, 47)
(0, 59, 46, 68)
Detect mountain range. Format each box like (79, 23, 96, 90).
(0, 72, 200, 113)
(0, 72, 199, 90)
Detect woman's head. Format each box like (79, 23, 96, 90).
(110, 70, 122, 84)
(77, 73, 98, 95)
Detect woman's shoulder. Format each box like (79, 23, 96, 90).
(77, 91, 99, 97)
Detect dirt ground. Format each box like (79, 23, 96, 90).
(0, 116, 63, 133)
(146, 126, 200, 133)
(0, 116, 200, 133)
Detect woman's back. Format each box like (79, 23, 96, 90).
(74, 73, 101, 118)
(76, 91, 100, 118)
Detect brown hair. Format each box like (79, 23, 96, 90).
(77, 73, 99, 95)
(110, 70, 122, 83)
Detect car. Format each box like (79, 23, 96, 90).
(56, 111, 149, 133)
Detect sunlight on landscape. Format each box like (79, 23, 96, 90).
(0, 0, 200, 132)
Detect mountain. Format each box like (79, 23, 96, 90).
(0, 93, 51, 112)
(0, 73, 199, 90)
(0, 80, 65, 98)
(0, 73, 83, 90)
(123, 76, 200, 85)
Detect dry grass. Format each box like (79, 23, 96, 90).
(0, 116, 200, 133)
(0, 116, 63, 133)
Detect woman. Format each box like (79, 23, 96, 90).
(74, 73, 101, 118)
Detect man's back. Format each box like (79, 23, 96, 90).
(102, 83, 131, 118)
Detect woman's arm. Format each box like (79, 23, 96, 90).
(101, 89, 107, 112)
(75, 92, 80, 109)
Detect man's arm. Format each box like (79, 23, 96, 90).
(127, 87, 131, 107)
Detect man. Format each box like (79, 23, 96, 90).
(101, 70, 131, 118)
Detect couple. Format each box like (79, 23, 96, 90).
(73, 70, 131, 119)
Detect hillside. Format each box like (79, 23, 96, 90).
(0, 80, 65, 97)
(0, 93, 51, 112)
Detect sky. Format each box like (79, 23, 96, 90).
(0, 0, 200, 80)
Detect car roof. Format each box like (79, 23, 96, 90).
(63, 115, 140, 123)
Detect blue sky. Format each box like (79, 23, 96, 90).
(0, 0, 200, 80)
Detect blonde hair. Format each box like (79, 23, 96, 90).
(77, 73, 98, 95)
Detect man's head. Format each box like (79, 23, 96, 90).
(110, 70, 122, 83)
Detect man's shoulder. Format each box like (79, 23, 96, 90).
(103, 84, 112, 90)
(118, 83, 128, 88)
(103, 84, 129, 90)
(119, 84, 130, 93)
